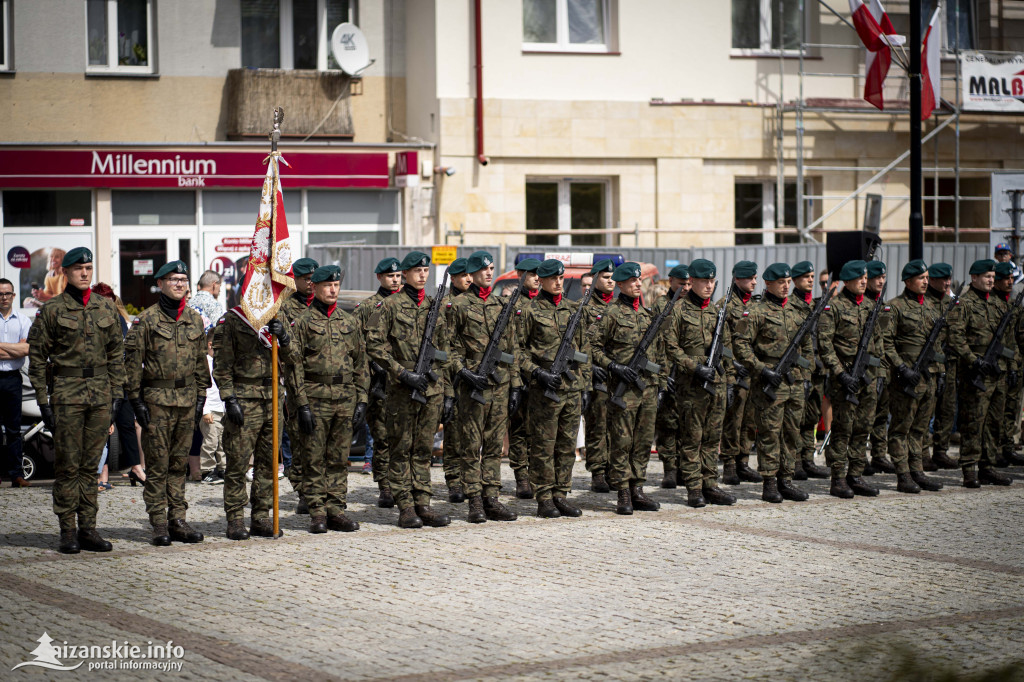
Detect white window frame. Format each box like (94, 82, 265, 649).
(730, 0, 807, 57)
(525, 178, 612, 247)
(278, 0, 356, 71)
(85, 0, 154, 74)
(0, 0, 10, 71)
(522, 0, 613, 54)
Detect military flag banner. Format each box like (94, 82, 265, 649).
(849, 0, 905, 110)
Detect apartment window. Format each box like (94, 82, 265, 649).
(0, 0, 10, 71)
(734, 181, 803, 245)
(732, 0, 802, 53)
(526, 180, 610, 247)
(86, 0, 153, 73)
(242, 0, 355, 70)
(922, 0, 974, 51)
(523, 0, 613, 53)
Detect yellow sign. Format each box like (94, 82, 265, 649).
(432, 245, 458, 265)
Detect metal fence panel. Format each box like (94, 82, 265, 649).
(307, 243, 501, 292)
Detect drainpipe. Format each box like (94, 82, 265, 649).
(474, 0, 489, 165)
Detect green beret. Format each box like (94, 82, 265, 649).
(516, 258, 542, 273)
(733, 260, 758, 278)
(839, 260, 868, 281)
(969, 259, 997, 275)
(291, 258, 319, 277)
(929, 262, 952, 278)
(400, 251, 431, 270)
(590, 259, 615, 276)
(447, 258, 469, 275)
(61, 247, 93, 268)
(995, 261, 1015, 279)
(466, 250, 494, 274)
(668, 264, 690, 280)
(537, 259, 565, 278)
(762, 262, 791, 281)
(311, 265, 342, 283)
(901, 259, 928, 281)
(154, 260, 188, 280)
(374, 257, 401, 275)
(689, 259, 716, 279)
(612, 262, 642, 282)
(866, 260, 887, 278)
(791, 261, 814, 278)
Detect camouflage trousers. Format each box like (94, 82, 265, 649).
(957, 366, 1002, 470)
(748, 379, 804, 481)
(386, 389, 441, 510)
(825, 377, 881, 477)
(799, 373, 825, 463)
(1001, 380, 1023, 453)
(655, 390, 679, 470)
(141, 403, 193, 525)
(526, 387, 581, 500)
(583, 389, 609, 475)
(887, 373, 937, 475)
(285, 396, 306, 496)
(721, 383, 756, 463)
(982, 376, 1008, 465)
(303, 397, 354, 516)
(442, 399, 463, 485)
(52, 402, 111, 531)
(223, 397, 282, 522)
(456, 382, 510, 499)
(367, 395, 391, 484)
(675, 384, 726, 491)
(932, 363, 957, 455)
(606, 386, 657, 491)
(507, 389, 529, 476)
(870, 381, 891, 461)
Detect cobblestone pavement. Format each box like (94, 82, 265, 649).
(1, 449, 1023, 681)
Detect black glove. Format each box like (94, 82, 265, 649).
(110, 398, 123, 426)
(38, 404, 55, 432)
(726, 382, 736, 410)
(581, 390, 592, 412)
(838, 372, 860, 394)
(297, 404, 316, 434)
(224, 396, 245, 426)
(458, 367, 489, 392)
(130, 397, 151, 429)
(815, 356, 825, 372)
(532, 368, 563, 391)
(352, 402, 367, 429)
(1010, 370, 1020, 389)
(972, 357, 998, 378)
(666, 375, 676, 393)
(591, 365, 608, 385)
(694, 364, 716, 384)
(399, 370, 429, 393)
(267, 318, 290, 347)
(657, 389, 667, 410)
(609, 362, 639, 386)
(508, 387, 523, 415)
(897, 364, 921, 386)
(441, 396, 456, 424)
(733, 360, 750, 379)
(194, 396, 206, 428)
(760, 367, 783, 388)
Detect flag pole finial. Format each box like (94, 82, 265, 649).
(270, 106, 284, 153)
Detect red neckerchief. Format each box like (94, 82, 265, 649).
(869, 290, 881, 301)
(916, 294, 924, 304)
(526, 289, 538, 299)
(477, 286, 491, 302)
(176, 297, 187, 320)
(1002, 291, 1011, 302)
(305, 291, 315, 306)
(855, 294, 864, 305)
(699, 297, 710, 309)
(599, 291, 613, 304)
(741, 292, 751, 304)
(629, 297, 639, 311)
(552, 294, 562, 305)
(779, 297, 788, 307)
(81, 288, 91, 307)
(416, 288, 425, 305)
(802, 291, 813, 304)
(327, 303, 337, 317)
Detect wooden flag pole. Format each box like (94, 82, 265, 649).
(272, 336, 280, 537)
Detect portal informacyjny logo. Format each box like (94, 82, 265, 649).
(12, 632, 185, 673)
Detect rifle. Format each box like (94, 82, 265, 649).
(898, 283, 964, 397)
(844, 283, 888, 406)
(609, 285, 684, 409)
(701, 283, 729, 396)
(409, 268, 449, 404)
(543, 286, 592, 403)
(467, 281, 522, 404)
(970, 286, 1024, 390)
(732, 360, 750, 391)
(763, 276, 836, 401)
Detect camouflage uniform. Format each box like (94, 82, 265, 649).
(982, 290, 1017, 463)
(440, 287, 467, 488)
(366, 287, 452, 510)
(123, 304, 210, 526)
(1000, 307, 1024, 458)
(519, 292, 591, 500)
(508, 287, 539, 480)
(793, 290, 826, 467)
(718, 287, 756, 469)
(284, 302, 368, 517)
(28, 291, 126, 531)
(356, 288, 394, 486)
(212, 310, 286, 523)
(931, 286, 959, 461)
(652, 292, 680, 477)
(581, 289, 613, 477)
(279, 290, 312, 494)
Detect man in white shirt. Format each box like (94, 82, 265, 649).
(188, 270, 224, 323)
(199, 329, 226, 483)
(0, 278, 31, 487)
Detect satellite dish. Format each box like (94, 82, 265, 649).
(330, 23, 371, 75)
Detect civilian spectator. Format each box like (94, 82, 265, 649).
(189, 270, 224, 322)
(0, 278, 31, 487)
(200, 328, 226, 483)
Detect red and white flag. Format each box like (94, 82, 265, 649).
(238, 154, 295, 329)
(849, 0, 904, 109)
(921, 5, 942, 120)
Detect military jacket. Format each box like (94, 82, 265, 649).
(279, 290, 312, 323)
(28, 291, 126, 406)
(591, 293, 666, 395)
(284, 303, 368, 406)
(817, 289, 887, 381)
(518, 292, 591, 392)
(366, 286, 452, 398)
(717, 285, 756, 383)
(882, 289, 949, 376)
(665, 290, 729, 390)
(790, 290, 823, 374)
(989, 290, 1020, 371)
(124, 304, 210, 407)
(212, 309, 289, 400)
(448, 286, 522, 389)
(733, 293, 813, 382)
(649, 290, 680, 377)
(948, 287, 1010, 369)
(356, 288, 392, 380)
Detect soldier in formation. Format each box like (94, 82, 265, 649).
(508, 257, 542, 499)
(440, 256, 471, 502)
(790, 260, 831, 480)
(655, 264, 690, 489)
(719, 261, 760, 486)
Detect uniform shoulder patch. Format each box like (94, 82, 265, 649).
(375, 301, 384, 308)
(355, 302, 360, 308)
(742, 310, 749, 316)
(217, 315, 227, 325)
(823, 305, 831, 311)
(446, 302, 452, 308)
(884, 306, 891, 312)
(35, 309, 42, 317)
(132, 318, 141, 325)
(515, 309, 522, 315)
(596, 314, 603, 321)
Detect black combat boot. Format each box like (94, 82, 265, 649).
(168, 519, 203, 543)
(761, 478, 783, 503)
(922, 454, 938, 472)
(830, 474, 855, 499)
(994, 451, 1009, 468)
(932, 449, 958, 469)
(553, 496, 582, 517)
(378, 481, 396, 508)
(328, 513, 360, 532)
(590, 472, 611, 493)
(616, 489, 633, 515)
(962, 466, 980, 488)
(702, 485, 736, 505)
(250, 518, 280, 537)
(686, 488, 706, 508)
(467, 495, 487, 523)
(415, 505, 452, 527)
(447, 480, 465, 504)
(661, 466, 678, 489)
(871, 457, 896, 474)
(777, 477, 808, 502)
(309, 515, 328, 534)
(846, 475, 879, 497)
(629, 485, 660, 511)
(793, 459, 808, 481)
(59, 528, 80, 554)
(514, 470, 534, 499)
(398, 506, 424, 528)
(979, 468, 1013, 486)
(721, 458, 740, 485)
(896, 472, 921, 494)
(483, 497, 517, 521)
(77, 528, 112, 552)
(536, 499, 560, 518)
(675, 468, 685, 487)
(151, 523, 171, 546)
(296, 495, 309, 515)
(226, 518, 250, 540)
(804, 459, 830, 479)
(910, 471, 943, 491)
(1004, 449, 1024, 466)
(862, 461, 875, 476)
(736, 457, 762, 483)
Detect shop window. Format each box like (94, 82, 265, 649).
(0, 0, 10, 71)
(86, 0, 153, 73)
(202, 190, 300, 225)
(523, 0, 614, 53)
(112, 191, 196, 225)
(242, 0, 355, 70)
(734, 180, 803, 245)
(2, 191, 92, 228)
(306, 190, 400, 244)
(526, 179, 609, 247)
(732, 0, 804, 54)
